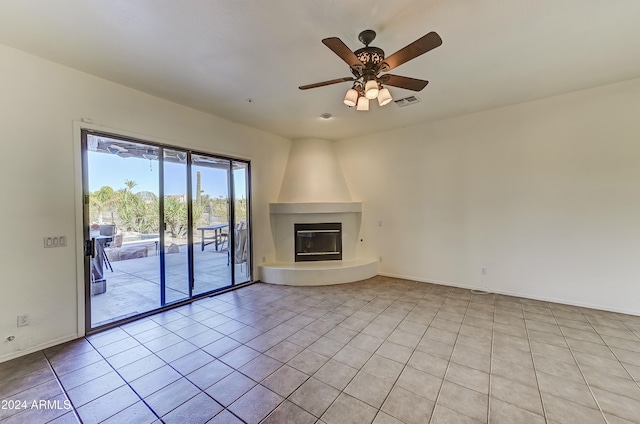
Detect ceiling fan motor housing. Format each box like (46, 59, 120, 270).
(355, 47, 385, 68)
(354, 29, 385, 85)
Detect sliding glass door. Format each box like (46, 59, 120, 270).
(161, 149, 191, 304)
(232, 161, 251, 285)
(84, 137, 162, 327)
(191, 155, 231, 295)
(82, 131, 251, 331)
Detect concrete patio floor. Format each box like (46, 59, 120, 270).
(91, 244, 250, 327)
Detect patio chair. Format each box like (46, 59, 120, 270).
(104, 233, 123, 265)
(102, 233, 122, 272)
(227, 222, 248, 271)
(218, 228, 229, 251)
(102, 248, 113, 272)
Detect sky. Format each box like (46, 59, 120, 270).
(88, 151, 247, 198)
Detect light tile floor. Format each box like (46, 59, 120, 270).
(2, 276, 640, 423)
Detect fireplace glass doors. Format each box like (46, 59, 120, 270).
(294, 223, 342, 262)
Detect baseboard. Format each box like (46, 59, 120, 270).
(0, 333, 79, 364)
(379, 272, 640, 317)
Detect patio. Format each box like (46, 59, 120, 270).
(91, 241, 249, 327)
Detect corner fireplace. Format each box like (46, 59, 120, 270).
(294, 223, 342, 262)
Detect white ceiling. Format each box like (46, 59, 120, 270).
(1, 0, 640, 140)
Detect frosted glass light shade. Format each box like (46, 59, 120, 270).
(364, 79, 379, 99)
(377, 88, 392, 106)
(356, 96, 369, 111)
(343, 89, 358, 107)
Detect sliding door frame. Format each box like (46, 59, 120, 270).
(74, 122, 253, 336)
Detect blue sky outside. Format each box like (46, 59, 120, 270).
(88, 151, 246, 199)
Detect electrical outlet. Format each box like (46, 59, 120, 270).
(17, 314, 30, 327)
(481, 268, 487, 275)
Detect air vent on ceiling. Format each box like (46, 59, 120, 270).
(394, 96, 420, 108)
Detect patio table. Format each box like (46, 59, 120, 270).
(196, 223, 229, 251)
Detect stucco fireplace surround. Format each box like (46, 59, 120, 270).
(259, 139, 378, 286)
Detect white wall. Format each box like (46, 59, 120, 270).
(277, 139, 352, 203)
(0, 44, 290, 362)
(336, 77, 640, 316)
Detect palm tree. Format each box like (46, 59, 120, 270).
(117, 180, 158, 233)
(89, 185, 118, 223)
(121, 179, 137, 201)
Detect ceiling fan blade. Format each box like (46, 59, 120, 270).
(322, 37, 363, 71)
(380, 32, 442, 72)
(380, 74, 429, 91)
(299, 77, 355, 90)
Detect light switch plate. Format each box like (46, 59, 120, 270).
(44, 236, 67, 248)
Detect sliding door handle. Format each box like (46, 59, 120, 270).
(85, 239, 96, 258)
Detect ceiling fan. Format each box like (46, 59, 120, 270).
(299, 30, 442, 111)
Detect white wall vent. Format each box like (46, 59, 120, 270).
(394, 96, 420, 107)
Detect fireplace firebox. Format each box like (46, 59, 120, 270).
(294, 223, 342, 262)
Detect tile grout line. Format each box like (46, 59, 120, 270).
(364, 282, 442, 423)
(260, 287, 358, 421)
(426, 287, 473, 424)
(41, 353, 84, 424)
(408, 285, 454, 420)
(486, 292, 496, 424)
(609, 314, 640, 392)
(248, 297, 335, 423)
(204, 287, 325, 422)
(92, 304, 247, 423)
(303, 280, 439, 423)
(521, 303, 550, 423)
(83, 336, 164, 423)
(166, 300, 263, 419)
(565, 307, 635, 424)
(151, 298, 265, 423)
(310, 283, 425, 422)
(210, 286, 363, 422)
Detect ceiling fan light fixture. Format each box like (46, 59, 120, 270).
(343, 88, 358, 107)
(377, 87, 393, 106)
(356, 96, 369, 111)
(364, 79, 379, 100)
